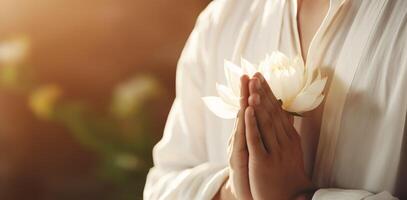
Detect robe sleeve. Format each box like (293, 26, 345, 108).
(312, 189, 399, 200)
(143, 1, 230, 199)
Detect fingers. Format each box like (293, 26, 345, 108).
(288, 115, 294, 125)
(249, 78, 278, 116)
(249, 101, 280, 153)
(231, 109, 247, 153)
(249, 78, 291, 146)
(245, 106, 266, 156)
(254, 73, 294, 124)
(251, 74, 297, 139)
(240, 75, 250, 108)
(232, 75, 251, 153)
(253, 72, 279, 106)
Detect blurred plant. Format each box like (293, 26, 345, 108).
(111, 76, 161, 119)
(0, 36, 163, 200)
(47, 75, 162, 200)
(0, 36, 35, 94)
(0, 36, 29, 66)
(0, 36, 33, 91)
(28, 85, 62, 120)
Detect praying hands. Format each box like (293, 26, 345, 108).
(215, 73, 316, 200)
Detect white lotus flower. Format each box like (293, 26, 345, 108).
(202, 51, 327, 119)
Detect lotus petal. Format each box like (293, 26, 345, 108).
(216, 83, 239, 107)
(270, 51, 290, 67)
(303, 77, 327, 95)
(202, 96, 239, 119)
(285, 92, 320, 113)
(278, 66, 303, 102)
(305, 95, 325, 111)
(224, 60, 242, 96)
(241, 58, 257, 77)
(267, 72, 284, 100)
(204, 51, 327, 119)
(292, 56, 305, 72)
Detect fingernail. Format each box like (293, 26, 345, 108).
(255, 72, 265, 82)
(255, 78, 261, 90)
(255, 94, 260, 105)
(240, 74, 248, 82)
(260, 75, 266, 83)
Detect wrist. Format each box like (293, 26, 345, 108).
(294, 189, 317, 200)
(213, 176, 237, 200)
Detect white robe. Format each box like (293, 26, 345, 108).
(144, 0, 407, 199)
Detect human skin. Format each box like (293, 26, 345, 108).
(213, 0, 329, 199)
(297, 0, 329, 61)
(245, 73, 315, 200)
(213, 74, 315, 200)
(213, 76, 252, 200)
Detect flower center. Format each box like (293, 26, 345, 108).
(271, 65, 296, 78)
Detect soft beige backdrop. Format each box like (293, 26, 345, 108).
(0, 0, 210, 199)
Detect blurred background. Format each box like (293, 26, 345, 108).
(0, 0, 211, 199)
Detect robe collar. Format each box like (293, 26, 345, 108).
(331, 0, 348, 7)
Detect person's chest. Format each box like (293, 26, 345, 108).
(296, 0, 330, 62)
(204, 0, 407, 192)
(204, 0, 341, 165)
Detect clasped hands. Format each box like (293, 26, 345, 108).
(215, 73, 315, 200)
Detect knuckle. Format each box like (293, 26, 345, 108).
(239, 97, 246, 106)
